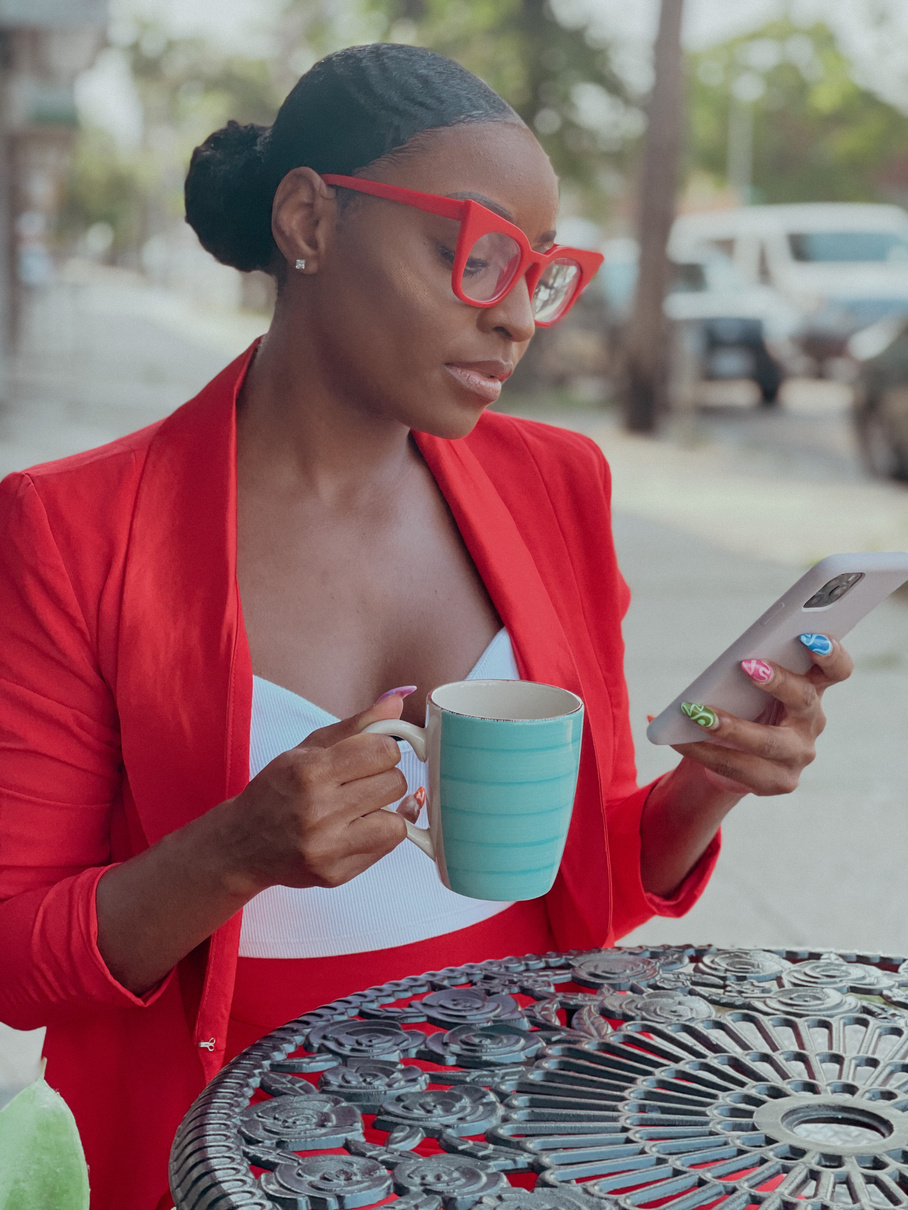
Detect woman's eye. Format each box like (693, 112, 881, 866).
(463, 257, 489, 277)
(437, 244, 456, 267)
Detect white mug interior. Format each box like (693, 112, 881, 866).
(430, 679, 582, 721)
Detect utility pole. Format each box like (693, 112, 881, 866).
(621, 0, 685, 433)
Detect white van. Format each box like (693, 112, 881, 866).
(670, 203, 908, 362)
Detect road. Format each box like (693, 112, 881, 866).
(3, 266, 908, 956)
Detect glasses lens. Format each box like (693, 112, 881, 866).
(459, 231, 522, 303)
(533, 258, 582, 323)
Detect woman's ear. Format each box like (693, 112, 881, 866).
(271, 167, 337, 275)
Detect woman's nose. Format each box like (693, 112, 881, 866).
(479, 274, 536, 344)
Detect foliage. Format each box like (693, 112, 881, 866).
(57, 127, 150, 257)
(688, 18, 908, 205)
(339, 0, 645, 208)
(62, 1, 646, 257)
(60, 24, 281, 258)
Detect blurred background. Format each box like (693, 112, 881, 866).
(2, 0, 908, 955)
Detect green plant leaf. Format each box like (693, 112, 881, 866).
(0, 1080, 89, 1210)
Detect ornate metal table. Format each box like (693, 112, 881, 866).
(170, 945, 908, 1209)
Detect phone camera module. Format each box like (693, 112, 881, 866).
(803, 571, 864, 610)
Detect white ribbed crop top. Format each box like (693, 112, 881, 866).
(238, 628, 521, 958)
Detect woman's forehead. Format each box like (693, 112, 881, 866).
(368, 121, 560, 238)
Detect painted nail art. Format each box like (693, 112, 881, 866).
(799, 633, 833, 656)
(681, 701, 719, 730)
(741, 658, 773, 683)
(375, 685, 418, 704)
(414, 786, 426, 809)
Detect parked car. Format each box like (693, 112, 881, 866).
(598, 240, 797, 404)
(663, 253, 799, 403)
(671, 203, 908, 368)
(848, 317, 908, 481)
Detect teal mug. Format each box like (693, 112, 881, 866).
(363, 679, 584, 901)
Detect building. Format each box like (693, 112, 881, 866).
(0, 0, 107, 399)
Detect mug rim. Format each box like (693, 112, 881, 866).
(428, 678, 584, 722)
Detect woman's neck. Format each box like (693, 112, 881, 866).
(237, 313, 415, 505)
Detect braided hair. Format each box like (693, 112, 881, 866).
(184, 44, 520, 274)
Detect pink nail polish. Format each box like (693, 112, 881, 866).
(375, 685, 417, 704)
(741, 659, 773, 683)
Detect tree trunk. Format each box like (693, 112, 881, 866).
(621, 0, 685, 433)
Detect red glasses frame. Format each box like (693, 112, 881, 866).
(321, 173, 604, 326)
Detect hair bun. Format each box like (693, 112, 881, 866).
(184, 120, 275, 272)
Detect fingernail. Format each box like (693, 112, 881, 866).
(414, 786, 426, 808)
(681, 701, 719, 730)
(799, 633, 833, 656)
(741, 658, 774, 683)
(646, 714, 655, 724)
(375, 685, 417, 704)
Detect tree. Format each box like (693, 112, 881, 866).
(688, 18, 908, 206)
(621, 0, 685, 433)
(60, 25, 283, 261)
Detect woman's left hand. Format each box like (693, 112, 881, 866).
(671, 634, 854, 797)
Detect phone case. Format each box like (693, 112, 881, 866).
(646, 552, 908, 745)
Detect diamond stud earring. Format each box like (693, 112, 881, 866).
(295, 258, 307, 271)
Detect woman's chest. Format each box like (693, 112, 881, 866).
(236, 478, 501, 721)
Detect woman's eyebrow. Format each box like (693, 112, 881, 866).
(447, 190, 514, 219)
(446, 191, 557, 245)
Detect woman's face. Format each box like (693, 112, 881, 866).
(287, 121, 560, 439)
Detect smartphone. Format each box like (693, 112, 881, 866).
(646, 552, 908, 746)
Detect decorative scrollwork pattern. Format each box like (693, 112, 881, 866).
(170, 945, 908, 1210)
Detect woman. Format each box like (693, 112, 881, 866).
(0, 44, 849, 1210)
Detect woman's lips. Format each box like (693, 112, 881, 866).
(444, 363, 507, 403)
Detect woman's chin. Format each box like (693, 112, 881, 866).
(412, 405, 489, 441)
(408, 377, 498, 439)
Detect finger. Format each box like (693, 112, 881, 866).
(301, 767, 410, 833)
(682, 700, 806, 764)
(300, 685, 417, 751)
(737, 658, 824, 725)
(309, 809, 408, 887)
(338, 767, 409, 814)
(325, 731, 408, 783)
(396, 786, 425, 824)
(797, 634, 854, 687)
(277, 735, 406, 811)
(671, 737, 802, 797)
(344, 802, 408, 856)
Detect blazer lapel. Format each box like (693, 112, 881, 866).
(415, 431, 612, 948)
(414, 431, 580, 697)
(117, 346, 255, 1074)
(117, 347, 255, 848)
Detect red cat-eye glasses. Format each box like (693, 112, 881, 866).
(321, 173, 604, 327)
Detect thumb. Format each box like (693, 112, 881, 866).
(300, 686, 417, 751)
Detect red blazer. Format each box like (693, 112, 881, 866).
(0, 344, 717, 1209)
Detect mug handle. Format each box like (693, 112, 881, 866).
(361, 720, 435, 862)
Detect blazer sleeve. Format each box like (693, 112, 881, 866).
(0, 473, 171, 1027)
(579, 437, 720, 939)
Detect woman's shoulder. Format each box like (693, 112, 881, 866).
(1, 342, 248, 524)
(464, 410, 612, 494)
(1, 420, 163, 513)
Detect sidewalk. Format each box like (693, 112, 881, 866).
(4, 268, 907, 955)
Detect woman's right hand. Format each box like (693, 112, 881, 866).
(97, 688, 417, 996)
(214, 690, 413, 896)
